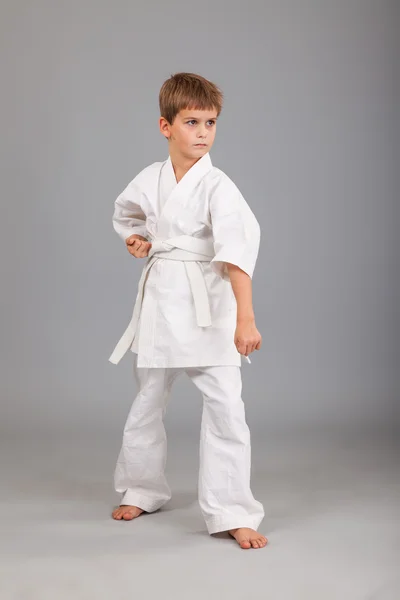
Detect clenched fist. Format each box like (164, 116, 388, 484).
(234, 318, 262, 357)
(125, 234, 152, 258)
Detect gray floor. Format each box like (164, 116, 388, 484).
(1, 427, 399, 600)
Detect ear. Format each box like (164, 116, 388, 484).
(159, 116, 171, 140)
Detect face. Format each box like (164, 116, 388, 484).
(159, 108, 218, 159)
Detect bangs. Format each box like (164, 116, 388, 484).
(159, 73, 223, 124)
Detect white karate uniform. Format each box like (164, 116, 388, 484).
(110, 152, 264, 533)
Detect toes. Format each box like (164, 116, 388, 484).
(112, 506, 144, 521)
(122, 512, 134, 520)
(256, 536, 267, 548)
(230, 529, 269, 549)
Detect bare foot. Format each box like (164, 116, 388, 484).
(229, 527, 268, 549)
(112, 505, 144, 521)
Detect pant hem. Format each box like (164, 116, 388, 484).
(118, 490, 171, 513)
(205, 514, 264, 535)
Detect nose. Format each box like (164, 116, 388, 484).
(197, 126, 206, 138)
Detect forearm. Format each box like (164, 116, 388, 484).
(226, 263, 255, 322)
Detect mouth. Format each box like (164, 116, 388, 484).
(194, 144, 207, 147)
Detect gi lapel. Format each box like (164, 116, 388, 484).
(160, 152, 213, 220)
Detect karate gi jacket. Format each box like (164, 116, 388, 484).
(109, 152, 260, 368)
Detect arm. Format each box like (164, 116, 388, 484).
(227, 263, 262, 357)
(209, 175, 262, 357)
(226, 263, 255, 322)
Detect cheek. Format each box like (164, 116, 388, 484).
(183, 128, 195, 142)
(177, 127, 189, 141)
(173, 127, 186, 142)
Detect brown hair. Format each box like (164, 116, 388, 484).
(159, 72, 223, 124)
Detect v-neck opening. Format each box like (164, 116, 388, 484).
(167, 153, 211, 188)
(157, 153, 213, 226)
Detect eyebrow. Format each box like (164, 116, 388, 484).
(184, 116, 218, 120)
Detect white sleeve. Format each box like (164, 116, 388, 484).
(209, 176, 260, 281)
(112, 180, 148, 242)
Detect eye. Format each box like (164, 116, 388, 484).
(187, 120, 197, 125)
(207, 120, 216, 126)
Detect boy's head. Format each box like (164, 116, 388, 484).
(159, 72, 223, 160)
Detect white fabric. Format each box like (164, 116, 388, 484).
(109, 237, 213, 364)
(114, 356, 265, 534)
(110, 152, 260, 368)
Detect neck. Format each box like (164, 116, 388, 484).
(169, 148, 202, 183)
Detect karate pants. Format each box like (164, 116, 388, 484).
(114, 356, 264, 534)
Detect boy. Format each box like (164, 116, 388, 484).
(109, 73, 267, 550)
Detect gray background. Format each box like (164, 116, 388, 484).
(1, 1, 399, 598)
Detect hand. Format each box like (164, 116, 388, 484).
(234, 318, 262, 357)
(125, 234, 152, 258)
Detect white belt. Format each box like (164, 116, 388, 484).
(109, 236, 215, 365)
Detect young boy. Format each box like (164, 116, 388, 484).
(109, 73, 267, 550)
